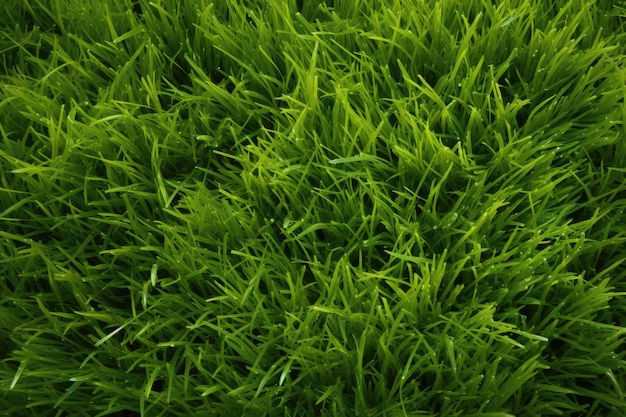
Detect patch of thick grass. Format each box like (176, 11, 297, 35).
(1, 0, 625, 416)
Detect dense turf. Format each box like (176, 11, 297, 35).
(1, 0, 625, 416)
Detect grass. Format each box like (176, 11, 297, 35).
(1, 0, 625, 415)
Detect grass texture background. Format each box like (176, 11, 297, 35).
(1, 0, 626, 416)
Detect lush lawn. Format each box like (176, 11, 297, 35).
(1, 0, 625, 416)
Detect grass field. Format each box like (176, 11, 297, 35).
(1, 0, 625, 416)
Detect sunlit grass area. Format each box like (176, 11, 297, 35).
(1, 0, 625, 416)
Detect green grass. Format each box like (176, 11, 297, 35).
(1, 0, 625, 415)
